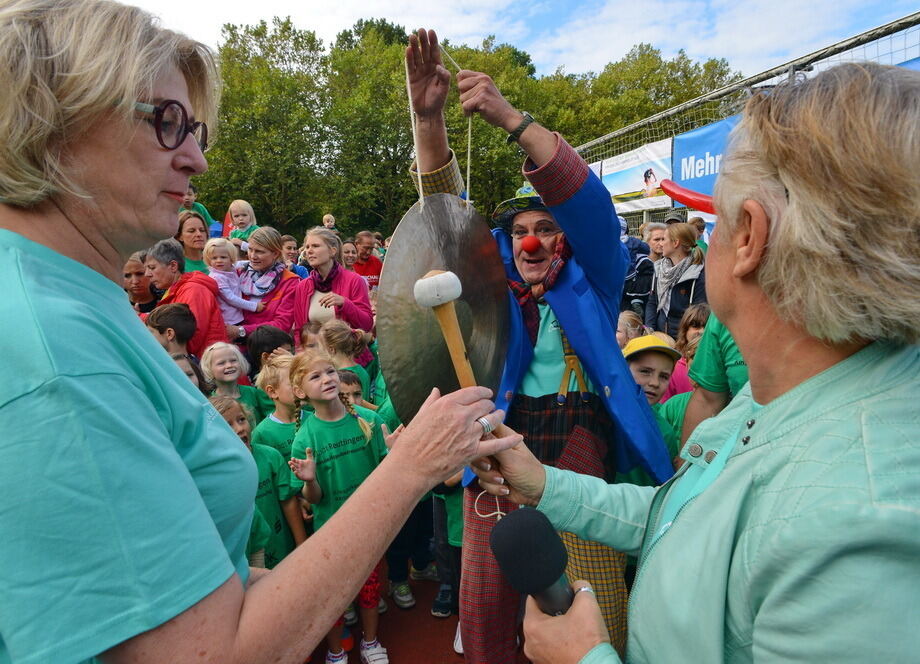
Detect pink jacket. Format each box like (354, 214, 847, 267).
(240, 270, 299, 336)
(293, 267, 374, 336)
(661, 356, 693, 403)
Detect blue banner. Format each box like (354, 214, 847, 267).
(671, 115, 740, 207)
(899, 56, 920, 71)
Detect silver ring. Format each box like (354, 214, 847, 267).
(574, 586, 594, 596)
(477, 416, 495, 436)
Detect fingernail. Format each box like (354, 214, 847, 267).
(495, 477, 504, 484)
(482, 463, 491, 471)
(500, 487, 509, 495)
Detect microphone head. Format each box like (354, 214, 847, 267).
(489, 507, 568, 595)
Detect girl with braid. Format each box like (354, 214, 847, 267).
(287, 348, 390, 664)
(320, 319, 373, 401)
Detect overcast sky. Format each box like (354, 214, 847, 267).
(130, 0, 917, 76)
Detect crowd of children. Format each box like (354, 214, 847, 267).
(125, 189, 727, 664)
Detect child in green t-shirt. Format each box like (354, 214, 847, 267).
(287, 348, 390, 664)
(252, 354, 298, 458)
(227, 199, 259, 249)
(210, 395, 305, 569)
(201, 342, 272, 426)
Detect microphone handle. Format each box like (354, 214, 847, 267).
(533, 575, 575, 616)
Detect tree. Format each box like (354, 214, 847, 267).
(196, 18, 326, 232)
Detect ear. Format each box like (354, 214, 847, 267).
(292, 384, 307, 401)
(733, 199, 770, 279)
(165, 327, 177, 342)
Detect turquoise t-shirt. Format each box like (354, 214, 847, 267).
(0, 230, 256, 664)
(521, 303, 596, 397)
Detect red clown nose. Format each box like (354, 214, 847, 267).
(520, 235, 541, 253)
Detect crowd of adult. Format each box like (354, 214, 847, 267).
(1, 5, 918, 664)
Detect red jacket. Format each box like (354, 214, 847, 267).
(293, 267, 374, 337)
(240, 270, 299, 337)
(158, 271, 228, 356)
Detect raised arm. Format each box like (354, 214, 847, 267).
(406, 29, 451, 173)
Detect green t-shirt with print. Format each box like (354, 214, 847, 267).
(521, 303, 596, 397)
(183, 257, 209, 274)
(251, 443, 299, 568)
(688, 314, 748, 397)
(246, 506, 272, 557)
(289, 405, 386, 530)
(229, 225, 259, 241)
(252, 416, 297, 459)
(340, 363, 371, 402)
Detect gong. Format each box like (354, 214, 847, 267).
(377, 194, 509, 424)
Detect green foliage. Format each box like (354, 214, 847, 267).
(195, 21, 740, 237)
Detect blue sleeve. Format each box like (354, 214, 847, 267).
(549, 171, 628, 301)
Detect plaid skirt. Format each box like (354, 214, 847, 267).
(459, 393, 628, 663)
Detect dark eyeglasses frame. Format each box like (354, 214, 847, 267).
(134, 99, 208, 152)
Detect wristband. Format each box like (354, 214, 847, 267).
(506, 112, 534, 144)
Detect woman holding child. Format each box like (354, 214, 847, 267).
(0, 3, 519, 662)
(227, 226, 299, 342)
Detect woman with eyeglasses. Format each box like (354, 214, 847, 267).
(0, 3, 520, 662)
(406, 29, 672, 660)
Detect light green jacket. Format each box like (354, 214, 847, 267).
(538, 341, 920, 663)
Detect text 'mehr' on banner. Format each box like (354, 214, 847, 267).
(671, 115, 740, 207)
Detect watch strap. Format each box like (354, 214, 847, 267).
(506, 112, 534, 144)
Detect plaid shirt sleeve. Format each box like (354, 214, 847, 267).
(409, 150, 465, 197)
(523, 133, 590, 207)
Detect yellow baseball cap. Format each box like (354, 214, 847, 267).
(623, 335, 681, 363)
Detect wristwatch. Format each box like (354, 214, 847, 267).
(238, 326, 246, 339)
(506, 111, 534, 144)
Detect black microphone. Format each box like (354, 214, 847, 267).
(489, 507, 574, 616)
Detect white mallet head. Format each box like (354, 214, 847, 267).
(414, 270, 463, 308)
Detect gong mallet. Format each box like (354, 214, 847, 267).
(413, 269, 512, 438)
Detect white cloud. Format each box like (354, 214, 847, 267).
(133, 0, 917, 77)
(521, 0, 919, 76)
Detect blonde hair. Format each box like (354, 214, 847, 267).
(650, 331, 676, 347)
(714, 62, 920, 345)
(255, 353, 293, 393)
(289, 348, 373, 441)
(200, 341, 250, 383)
(203, 237, 238, 265)
(208, 395, 252, 431)
(667, 223, 704, 265)
(320, 319, 369, 360)
(305, 226, 343, 264)
(248, 226, 284, 259)
(618, 311, 645, 343)
(0, 0, 218, 206)
(228, 199, 256, 225)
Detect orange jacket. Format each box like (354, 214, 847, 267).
(158, 271, 228, 356)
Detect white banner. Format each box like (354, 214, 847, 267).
(590, 138, 672, 212)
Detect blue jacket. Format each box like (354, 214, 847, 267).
(482, 170, 673, 485)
